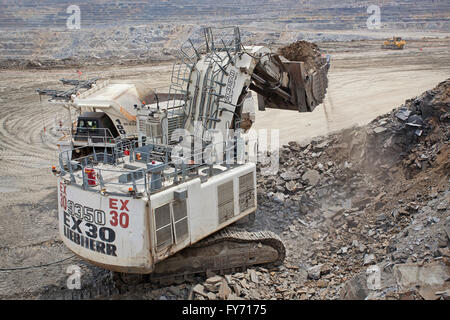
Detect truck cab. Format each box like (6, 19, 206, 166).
(74, 112, 119, 145)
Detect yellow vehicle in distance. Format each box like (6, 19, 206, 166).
(381, 36, 406, 50)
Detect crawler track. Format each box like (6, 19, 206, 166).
(114, 228, 285, 288)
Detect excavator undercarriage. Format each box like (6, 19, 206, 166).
(114, 227, 285, 287)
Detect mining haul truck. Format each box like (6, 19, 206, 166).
(37, 78, 182, 159)
(44, 27, 330, 284)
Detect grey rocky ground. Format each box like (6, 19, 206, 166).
(189, 79, 450, 300)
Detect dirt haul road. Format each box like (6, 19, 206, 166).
(0, 37, 449, 299)
(256, 38, 450, 145)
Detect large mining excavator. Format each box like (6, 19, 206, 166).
(46, 27, 330, 285)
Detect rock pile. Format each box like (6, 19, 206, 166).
(189, 269, 274, 300)
(251, 78, 449, 300)
(133, 79, 449, 301)
(278, 40, 324, 73)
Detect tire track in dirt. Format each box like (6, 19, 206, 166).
(0, 73, 79, 299)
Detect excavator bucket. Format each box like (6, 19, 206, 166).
(251, 51, 330, 113)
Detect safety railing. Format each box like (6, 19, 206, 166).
(167, 27, 244, 129)
(58, 136, 249, 196)
(72, 127, 118, 145)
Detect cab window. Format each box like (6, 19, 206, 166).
(79, 120, 98, 129)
